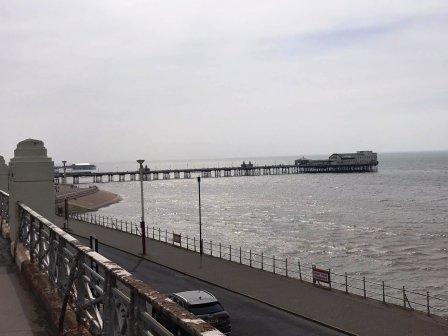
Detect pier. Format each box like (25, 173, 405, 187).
(55, 159, 379, 184)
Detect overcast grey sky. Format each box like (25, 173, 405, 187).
(1, 1, 447, 163)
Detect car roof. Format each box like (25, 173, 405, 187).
(172, 290, 218, 306)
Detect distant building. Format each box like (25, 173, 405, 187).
(295, 151, 378, 167)
(328, 151, 378, 165)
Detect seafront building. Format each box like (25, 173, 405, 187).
(295, 150, 378, 166)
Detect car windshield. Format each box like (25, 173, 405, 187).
(189, 302, 224, 315)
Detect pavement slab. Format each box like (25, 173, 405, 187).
(0, 237, 50, 336)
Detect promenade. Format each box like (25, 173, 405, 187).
(66, 217, 448, 336)
(0, 236, 49, 336)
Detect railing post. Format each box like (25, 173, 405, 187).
(37, 221, 43, 268)
(219, 243, 221, 258)
(427, 292, 430, 316)
(210, 240, 212, 255)
(261, 252, 264, 270)
(187, 236, 189, 250)
(56, 237, 67, 295)
(298, 261, 302, 281)
(249, 250, 252, 267)
(345, 272, 348, 293)
(229, 245, 232, 261)
(363, 277, 366, 299)
(152, 227, 155, 239)
(29, 216, 35, 262)
(194, 237, 196, 252)
(129, 287, 139, 336)
(102, 271, 117, 334)
(285, 258, 288, 277)
(273, 256, 275, 274)
(382, 281, 385, 303)
(403, 286, 406, 309)
(239, 247, 242, 264)
(74, 254, 87, 327)
(48, 230, 57, 284)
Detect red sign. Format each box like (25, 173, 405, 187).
(173, 233, 181, 245)
(312, 267, 331, 285)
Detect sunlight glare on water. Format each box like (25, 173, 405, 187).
(91, 152, 448, 307)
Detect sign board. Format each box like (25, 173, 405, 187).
(312, 267, 331, 286)
(173, 233, 181, 245)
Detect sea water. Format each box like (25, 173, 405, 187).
(87, 152, 448, 311)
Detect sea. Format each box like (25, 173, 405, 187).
(85, 151, 448, 313)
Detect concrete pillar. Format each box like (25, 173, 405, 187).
(0, 156, 8, 191)
(8, 139, 55, 241)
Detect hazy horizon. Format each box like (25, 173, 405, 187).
(50, 148, 448, 166)
(1, 1, 447, 162)
(1, 139, 448, 164)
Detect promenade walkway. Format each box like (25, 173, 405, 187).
(66, 217, 448, 336)
(0, 236, 49, 336)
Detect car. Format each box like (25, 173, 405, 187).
(169, 290, 231, 335)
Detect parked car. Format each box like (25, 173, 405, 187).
(169, 290, 231, 335)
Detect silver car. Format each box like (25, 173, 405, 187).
(169, 290, 231, 335)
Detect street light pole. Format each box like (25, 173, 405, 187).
(137, 159, 146, 255)
(197, 176, 203, 255)
(62, 160, 67, 184)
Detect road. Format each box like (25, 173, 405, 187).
(80, 237, 345, 336)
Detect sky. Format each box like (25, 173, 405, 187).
(1, 1, 447, 163)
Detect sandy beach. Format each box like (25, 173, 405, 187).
(55, 184, 121, 212)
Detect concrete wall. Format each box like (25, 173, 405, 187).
(8, 139, 55, 241)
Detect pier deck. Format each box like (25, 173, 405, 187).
(55, 162, 378, 184)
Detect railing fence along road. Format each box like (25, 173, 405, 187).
(71, 212, 448, 317)
(0, 190, 223, 336)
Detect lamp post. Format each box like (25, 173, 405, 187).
(62, 160, 67, 184)
(197, 176, 203, 255)
(137, 159, 146, 255)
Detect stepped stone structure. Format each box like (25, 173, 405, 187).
(0, 156, 8, 191)
(8, 139, 55, 241)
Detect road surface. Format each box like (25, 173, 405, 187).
(80, 237, 345, 336)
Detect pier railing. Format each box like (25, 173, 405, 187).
(13, 201, 223, 336)
(71, 212, 448, 317)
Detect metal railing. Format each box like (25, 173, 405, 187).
(71, 212, 448, 317)
(14, 201, 223, 336)
(0, 190, 9, 224)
